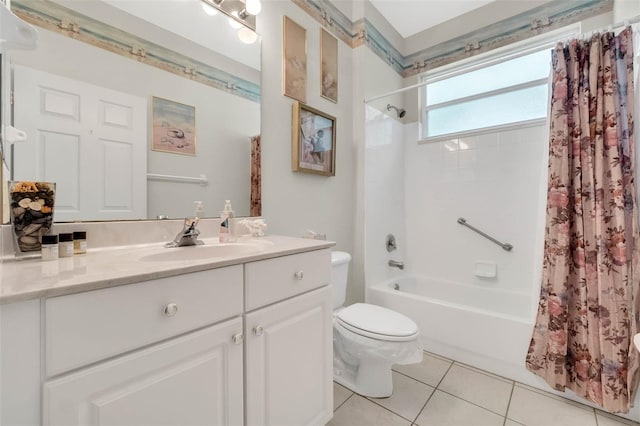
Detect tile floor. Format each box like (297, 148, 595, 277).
(328, 352, 640, 426)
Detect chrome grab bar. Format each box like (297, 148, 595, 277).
(457, 217, 513, 252)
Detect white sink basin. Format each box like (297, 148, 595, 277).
(140, 240, 273, 262)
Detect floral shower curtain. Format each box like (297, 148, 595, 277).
(526, 27, 640, 413)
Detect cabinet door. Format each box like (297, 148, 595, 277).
(245, 287, 333, 426)
(43, 318, 243, 426)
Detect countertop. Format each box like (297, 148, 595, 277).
(0, 235, 334, 304)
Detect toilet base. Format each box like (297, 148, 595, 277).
(333, 357, 393, 398)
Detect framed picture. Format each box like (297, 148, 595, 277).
(292, 102, 336, 176)
(283, 16, 307, 103)
(151, 97, 196, 156)
(320, 29, 338, 103)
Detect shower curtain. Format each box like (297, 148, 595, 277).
(526, 27, 640, 413)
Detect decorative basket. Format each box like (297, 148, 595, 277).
(8, 181, 56, 253)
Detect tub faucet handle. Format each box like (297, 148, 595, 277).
(386, 234, 397, 252)
(388, 259, 404, 270)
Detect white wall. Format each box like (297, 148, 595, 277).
(364, 105, 407, 290)
(257, 1, 357, 298)
(404, 125, 548, 318)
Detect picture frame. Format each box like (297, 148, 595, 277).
(151, 96, 196, 156)
(283, 16, 307, 103)
(292, 102, 336, 176)
(320, 29, 338, 103)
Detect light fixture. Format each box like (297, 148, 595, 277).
(237, 27, 258, 44)
(228, 11, 243, 29)
(245, 0, 262, 15)
(201, 2, 218, 16)
(202, 0, 258, 31)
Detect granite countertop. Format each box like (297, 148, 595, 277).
(0, 235, 334, 305)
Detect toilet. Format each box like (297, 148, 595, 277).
(331, 251, 423, 398)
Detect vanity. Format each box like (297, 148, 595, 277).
(0, 231, 335, 426)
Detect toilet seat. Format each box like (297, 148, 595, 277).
(336, 303, 418, 342)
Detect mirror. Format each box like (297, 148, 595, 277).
(2, 0, 261, 223)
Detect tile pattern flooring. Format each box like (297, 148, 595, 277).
(328, 352, 640, 426)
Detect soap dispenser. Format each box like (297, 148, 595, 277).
(219, 200, 236, 243)
(194, 201, 204, 219)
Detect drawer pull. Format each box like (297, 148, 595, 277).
(163, 303, 179, 317)
(294, 271, 304, 280)
(232, 333, 244, 345)
(253, 325, 264, 336)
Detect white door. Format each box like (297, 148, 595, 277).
(13, 65, 147, 221)
(43, 318, 244, 426)
(245, 287, 333, 426)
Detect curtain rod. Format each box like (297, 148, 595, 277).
(581, 15, 640, 38)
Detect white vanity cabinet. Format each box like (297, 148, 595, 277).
(0, 245, 333, 426)
(44, 318, 244, 425)
(43, 265, 245, 426)
(244, 251, 333, 426)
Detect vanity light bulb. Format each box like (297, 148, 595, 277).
(201, 2, 218, 16)
(245, 0, 262, 15)
(237, 27, 258, 44)
(228, 11, 243, 29)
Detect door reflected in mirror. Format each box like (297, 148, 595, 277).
(2, 0, 261, 223)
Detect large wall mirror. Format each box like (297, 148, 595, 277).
(1, 0, 261, 223)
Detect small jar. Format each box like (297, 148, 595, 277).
(73, 231, 87, 254)
(41, 235, 59, 261)
(58, 233, 74, 258)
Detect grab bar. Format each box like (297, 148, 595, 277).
(457, 217, 513, 252)
(147, 173, 208, 186)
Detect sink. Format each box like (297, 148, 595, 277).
(140, 240, 273, 262)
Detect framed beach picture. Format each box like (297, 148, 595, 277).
(320, 29, 338, 103)
(151, 97, 196, 156)
(283, 16, 307, 103)
(292, 102, 336, 176)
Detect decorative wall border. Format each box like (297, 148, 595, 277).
(11, 0, 260, 103)
(402, 0, 614, 77)
(294, 0, 614, 78)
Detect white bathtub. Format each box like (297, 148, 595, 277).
(368, 275, 537, 385)
(368, 274, 640, 421)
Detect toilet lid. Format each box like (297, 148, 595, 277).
(336, 303, 418, 340)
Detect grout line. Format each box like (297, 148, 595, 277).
(503, 382, 516, 426)
(412, 385, 437, 425)
(436, 388, 510, 418)
(362, 394, 418, 424)
(334, 391, 354, 413)
(594, 408, 600, 426)
(434, 361, 455, 389)
(512, 382, 596, 412)
(392, 368, 439, 388)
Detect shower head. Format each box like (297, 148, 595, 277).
(387, 104, 406, 118)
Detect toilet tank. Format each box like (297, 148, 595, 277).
(331, 251, 351, 309)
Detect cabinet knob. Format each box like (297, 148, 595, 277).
(294, 270, 304, 280)
(253, 325, 264, 336)
(232, 333, 243, 345)
(164, 303, 178, 317)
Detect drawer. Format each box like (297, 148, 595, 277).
(245, 249, 330, 311)
(45, 265, 243, 377)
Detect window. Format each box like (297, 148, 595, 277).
(422, 47, 552, 139)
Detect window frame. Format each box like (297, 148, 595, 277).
(419, 27, 578, 143)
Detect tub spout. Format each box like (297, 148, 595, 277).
(388, 260, 404, 270)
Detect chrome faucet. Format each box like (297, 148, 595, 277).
(388, 260, 404, 270)
(165, 217, 204, 248)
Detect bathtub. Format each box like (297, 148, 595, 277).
(368, 275, 537, 385)
(369, 274, 640, 421)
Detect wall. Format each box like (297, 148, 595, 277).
(404, 125, 548, 318)
(364, 105, 407, 290)
(257, 1, 357, 299)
